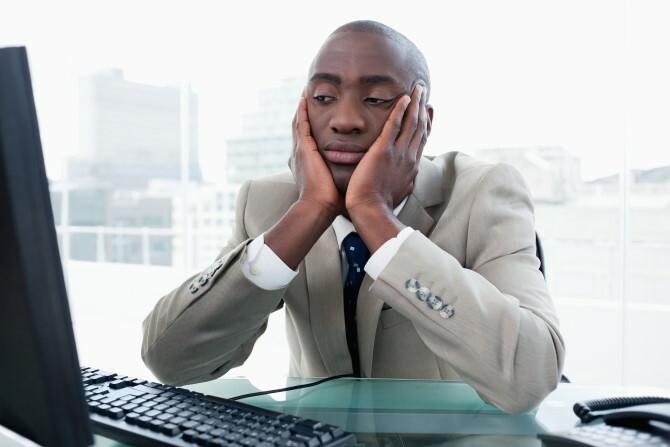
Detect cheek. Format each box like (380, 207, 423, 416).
(371, 113, 388, 138)
(307, 110, 328, 146)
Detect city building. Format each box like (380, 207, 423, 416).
(475, 146, 581, 204)
(70, 69, 201, 186)
(225, 77, 303, 185)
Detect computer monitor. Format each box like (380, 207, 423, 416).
(0, 46, 93, 446)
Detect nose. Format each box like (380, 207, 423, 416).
(329, 96, 366, 135)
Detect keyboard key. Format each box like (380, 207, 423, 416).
(109, 380, 129, 390)
(291, 433, 320, 447)
(180, 420, 199, 430)
(148, 419, 165, 432)
(278, 415, 301, 424)
(145, 409, 161, 418)
(197, 424, 215, 433)
(125, 413, 140, 424)
(195, 433, 213, 445)
(209, 428, 226, 438)
(161, 423, 180, 436)
(294, 419, 323, 431)
(169, 416, 187, 425)
(323, 424, 345, 438)
(313, 430, 333, 444)
(224, 433, 243, 442)
(137, 416, 152, 428)
(182, 429, 198, 442)
(121, 403, 138, 412)
(133, 406, 150, 415)
(276, 439, 306, 447)
(107, 408, 125, 420)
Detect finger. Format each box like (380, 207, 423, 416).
(372, 94, 411, 152)
(396, 84, 423, 148)
(296, 96, 313, 141)
(291, 99, 300, 148)
(408, 86, 428, 158)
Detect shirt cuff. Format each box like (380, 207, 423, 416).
(240, 232, 299, 290)
(364, 226, 415, 280)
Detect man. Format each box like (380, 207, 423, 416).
(141, 20, 565, 414)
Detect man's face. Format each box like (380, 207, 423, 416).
(305, 31, 427, 194)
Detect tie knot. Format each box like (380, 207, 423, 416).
(343, 232, 370, 267)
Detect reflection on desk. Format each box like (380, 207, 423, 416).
(94, 378, 670, 447)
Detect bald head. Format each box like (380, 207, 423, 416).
(329, 20, 431, 99)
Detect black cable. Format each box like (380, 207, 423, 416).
(574, 396, 670, 423)
(229, 374, 357, 401)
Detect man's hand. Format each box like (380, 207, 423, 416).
(289, 96, 345, 217)
(345, 84, 428, 214)
(344, 84, 428, 253)
(264, 97, 343, 270)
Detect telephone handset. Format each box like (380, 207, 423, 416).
(538, 396, 670, 446)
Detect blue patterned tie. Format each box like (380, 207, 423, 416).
(342, 232, 370, 376)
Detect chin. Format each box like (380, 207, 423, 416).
(329, 166, 353, 195)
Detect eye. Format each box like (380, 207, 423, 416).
(365, 97, 392, 105)
(313, 95, 335, 103)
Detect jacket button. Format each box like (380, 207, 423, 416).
(439, 304, 455, 319)
(250, 264, 260, 275)
(405, 278, 421, 293)
(428, 295, 444, 310)
(416, 286, 432, 302)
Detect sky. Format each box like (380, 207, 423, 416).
(1, 0, 668, 181)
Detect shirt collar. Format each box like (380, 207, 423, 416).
(332, 196, 409, 250)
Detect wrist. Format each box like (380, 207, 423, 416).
(349, 204, 404, 253)
(293, 199, 338, 228)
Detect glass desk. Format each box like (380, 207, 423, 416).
(94, 378, 670, 446)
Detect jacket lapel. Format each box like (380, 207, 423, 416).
(305, 226, 353, 375)
(356, 156, 445, 377)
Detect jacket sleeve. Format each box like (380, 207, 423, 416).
(141, 180, 287, 385)
(367, 163, 565, 413)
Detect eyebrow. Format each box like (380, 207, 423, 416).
(309, 72, 401, 87)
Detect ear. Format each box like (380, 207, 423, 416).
(426, 105, 434, 137)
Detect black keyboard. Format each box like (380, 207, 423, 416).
(81, 367, 357, 447)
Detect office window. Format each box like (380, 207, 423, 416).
(4, 0, 668, 389)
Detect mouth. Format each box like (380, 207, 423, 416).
(323, 142, 367, 165)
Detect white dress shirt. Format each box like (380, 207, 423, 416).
(240, 197, 414, 290)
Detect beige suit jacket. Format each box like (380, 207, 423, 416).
(141, 151, 565, 413)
